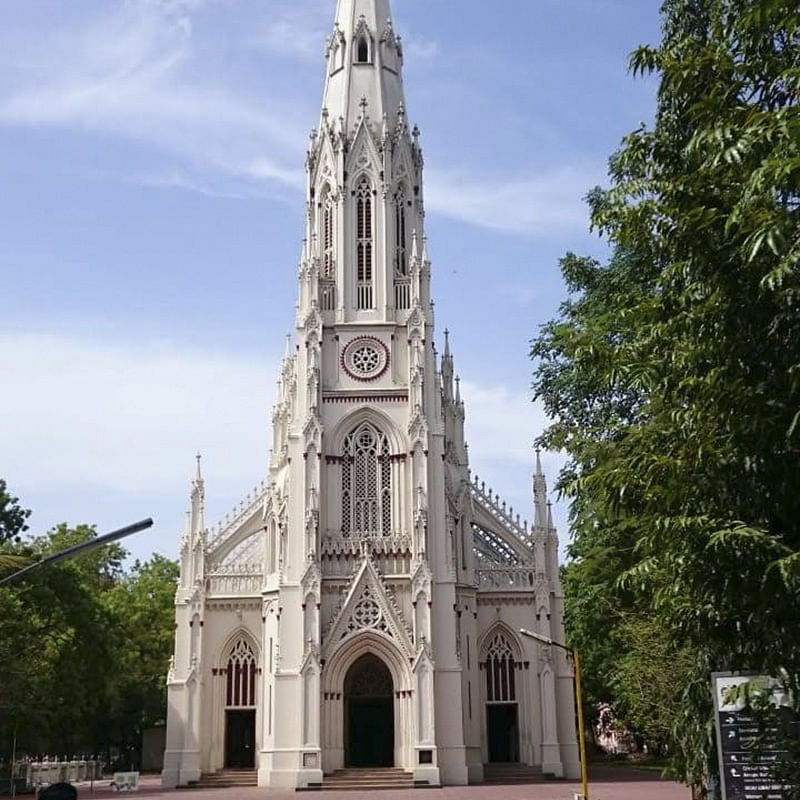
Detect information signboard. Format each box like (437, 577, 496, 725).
(712, 673, 791, 800)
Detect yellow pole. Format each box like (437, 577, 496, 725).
(573, 649, 590, 800)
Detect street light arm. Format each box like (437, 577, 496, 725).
(0, 518, 154, 587)
(519, 627, 573, 654)
(520, 627, 590, 799)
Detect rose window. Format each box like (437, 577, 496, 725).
(342, 336, 389, 381)
(351, 345, 380, 375)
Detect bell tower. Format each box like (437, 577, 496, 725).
(257, 0, 467, 788)
(302, 0, 429, 324)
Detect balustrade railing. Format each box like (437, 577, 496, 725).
(206, 564, 263, 596)
(476, 566, 537, 592)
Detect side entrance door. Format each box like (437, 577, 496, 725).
(225, 709, 256, 768)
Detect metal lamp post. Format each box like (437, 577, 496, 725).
(0, 518, 153, 587)
(520, 627, 589, 800)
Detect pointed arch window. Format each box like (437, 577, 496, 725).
(341, 422, 392, 536)
(356, 35, 370, 64)
(225, 638, 258, 707)
(484, 632, 516, 702)
(355, 177, 374, 309)
(320, 186, 336, 311)
(394, 187, 408, 277)
(393, 186, 410, 310)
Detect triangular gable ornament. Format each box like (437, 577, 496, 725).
(323, 556, 413, 660)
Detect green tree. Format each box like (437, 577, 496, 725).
(0, 479, 31, 572)
(533, 0, 799, 792)
(102, 555, 179, 766)
(1, 517, 178, 768)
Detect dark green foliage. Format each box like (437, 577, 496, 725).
(0, 505, 178, 767)
(0, 478, 31, 545)
(532, 0, 799, 793)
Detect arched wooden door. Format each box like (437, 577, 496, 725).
(344, 653, 394, 767)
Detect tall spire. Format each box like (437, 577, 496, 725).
(322, 0, 406, 135)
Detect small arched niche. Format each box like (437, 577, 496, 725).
(355, 35, 371, 64)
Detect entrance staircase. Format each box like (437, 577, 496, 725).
(193, 769, 258, 789)
(317, 768, 417, 791)
(483, 762, 544, 784)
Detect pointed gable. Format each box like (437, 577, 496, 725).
(323, 556, 413, 659)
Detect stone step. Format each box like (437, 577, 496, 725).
(320, 768, 417, 791)
(193, 770, 258, 789)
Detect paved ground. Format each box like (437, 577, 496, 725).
(65, 768, 688, 800)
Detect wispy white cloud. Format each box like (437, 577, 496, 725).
(425, 165, 601, 236)
(0, 0, 309, 191)
(0, 332, 276, 495)
(0, 0, 594, 237)
(402, 34, 439, 62)
(248, 7, 328, 61)
(0, 332, 569, 551)
(461, 379, 569, 536)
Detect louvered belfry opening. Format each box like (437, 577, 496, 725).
(355, 177, 374, 309)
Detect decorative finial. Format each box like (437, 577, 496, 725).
(195, 452, 202, 481)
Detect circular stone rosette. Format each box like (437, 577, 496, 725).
(341, 336, 390, 381)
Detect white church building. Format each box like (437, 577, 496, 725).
(162, 0, 580, 789)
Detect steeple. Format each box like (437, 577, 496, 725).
(306, 0, 426, 322)
(190, 452, 205, 537)
(323, 0, 406, 135)
(179, 453, 206, 590)
(534, 449, 549, 528)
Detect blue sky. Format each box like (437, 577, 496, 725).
(0, 0, 661, 564)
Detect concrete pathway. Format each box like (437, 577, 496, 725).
(69, 768, 688, 800)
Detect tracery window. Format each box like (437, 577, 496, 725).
(225, 638, 257, 707)
(341, 422, 392, 536)
(355, 177, 373, 309)
(484, 632, 516, 703)
(322, 190, 336, 280)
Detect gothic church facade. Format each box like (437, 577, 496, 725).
(162, 0, 580, 788)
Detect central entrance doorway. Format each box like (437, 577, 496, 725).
(487, 704, 519, 762)
(225, 709, 256, 768)
(344, 653, 394, 767)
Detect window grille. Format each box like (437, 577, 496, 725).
(355, 178, 373, 309)
(226, 638, 257, 707)
(321, 282, 336, 311)
(484, 632, 516, 703)
(341, 423, 392, 536)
